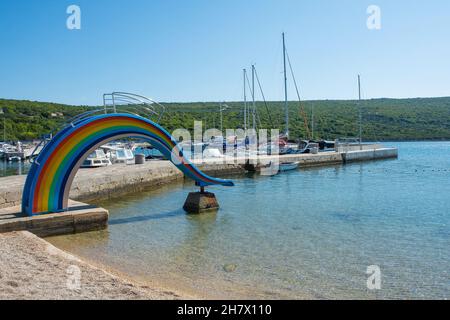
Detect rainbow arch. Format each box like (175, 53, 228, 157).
(22, 113, 234, 216)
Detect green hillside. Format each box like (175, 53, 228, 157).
(1, 97, 449, 141)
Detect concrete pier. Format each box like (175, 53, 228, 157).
(341, 148, 398, 163)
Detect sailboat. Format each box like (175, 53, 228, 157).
(283, 33, 336, 156)
(277, 33, 308, 167)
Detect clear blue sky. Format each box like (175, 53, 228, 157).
(0, 0, 449, 105)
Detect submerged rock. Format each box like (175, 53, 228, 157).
(223, 264, 237, 273)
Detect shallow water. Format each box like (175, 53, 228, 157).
(48, 142, 450, 299)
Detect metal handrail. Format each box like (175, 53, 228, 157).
(29, 92, 166, 162)
(29, 139, 45, 164)
(66, 108, 109, 126)
(103, 92, 165, 122)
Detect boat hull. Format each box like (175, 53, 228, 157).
(279, 162, 299, 171)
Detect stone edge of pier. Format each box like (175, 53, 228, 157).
(0, 200, 108, 237)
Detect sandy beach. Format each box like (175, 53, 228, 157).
(0, 231, 191, 300)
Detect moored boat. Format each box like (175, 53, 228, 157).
(279, 161, 299, 171)
(7, 155, 22, 162)
(113, 147, 135, 164)
(81, 149, 112, 168)
(259, 161, 279, 176)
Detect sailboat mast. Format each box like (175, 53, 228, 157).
(311, 103, 315, 140)
(358, 75, 362, 148)
(282, 32, 289, 137)
(252, 65, 256, 130)
(243, 69, 247, 131)
(0, 109, 5, 142)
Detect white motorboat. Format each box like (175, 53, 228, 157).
(258, 160, 299, 175)
(279, 161, 300, 171)
(113, 147, 135, 164)
(203, 147, 224, 159)
(1, 143, 24, 161)
(0, 143, 15, 156)
(259, 161, 279, 176)
(0, 143, 6, 158)
(81, 149, 112, 168)
(101, 144, 135, 164)
(7, 155, 22, 162)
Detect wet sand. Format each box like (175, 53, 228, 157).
(0, 231, 192, 300)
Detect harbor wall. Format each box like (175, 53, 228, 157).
(342, 148, 398, 163)
(335, 144, 384, 153)
(0, 201, 108, 237)
(0, 148, 398, 209)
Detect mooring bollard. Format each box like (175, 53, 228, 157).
(134, 153, 145, 165)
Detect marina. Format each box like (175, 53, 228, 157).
(0, 1, 448, 302)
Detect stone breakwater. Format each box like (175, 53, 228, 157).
(0, 148, 398, 210)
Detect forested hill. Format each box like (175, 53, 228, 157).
(0, 97, 449, 141)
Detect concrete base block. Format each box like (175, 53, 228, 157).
(183, 192, 219, 214)
(0, 200, 109, 237)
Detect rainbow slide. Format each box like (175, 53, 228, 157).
(22, 114, 234, 216)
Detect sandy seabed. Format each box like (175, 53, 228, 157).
(0, 231, 191, 300)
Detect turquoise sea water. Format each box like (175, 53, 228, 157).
(48, 142, 450, 299)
